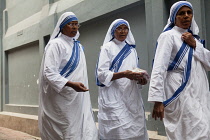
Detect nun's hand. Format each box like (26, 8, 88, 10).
(138, 77, 147, 85)
(181, 32, 196, 49)
(152, 102, 164, 121)
(124, 70, 135, 80)
(66, 81, 89, 92)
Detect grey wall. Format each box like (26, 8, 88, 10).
(6, 0, 45, 28)
(204, 0, 210, 85)
(7, 41, 39, 105)
(0, 0, 6, 111)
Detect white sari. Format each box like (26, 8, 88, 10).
(97, 19, 148, 140)
(148, 2, 210, 140)
(39, 12, 98, 140)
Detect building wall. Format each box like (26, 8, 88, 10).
(0, 0, 6, 111)
(7, 41, 39, 105)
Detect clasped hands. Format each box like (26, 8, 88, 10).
(124, 70, 148, 85)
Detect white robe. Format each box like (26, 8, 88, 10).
(97, 39, 148, 140)
(39, 34, 98, 140)
(148, 26, 210, 140)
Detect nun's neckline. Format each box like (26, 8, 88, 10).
(113, 38, 126, 45)
(61, 34, 75, 42)
(174, 26, 188, 34)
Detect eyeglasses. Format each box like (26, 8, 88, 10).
(67, 23, 80, 28)
(177, 10, 193, 16)
(115, 28, 129, 32)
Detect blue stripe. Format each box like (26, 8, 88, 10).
(163, 23, 175, 32)
(110, 44, 130, 70)
(64, 42, 80, 77)
(163, 31, 204, 106)
(96, 43, 133, 87)
(60, 41, 80, 78)
(167, 42, 188, 71)
(163, 47, 193, 107)
(60, 45, 76, 75)
(174, 46, 189, 69)
(95, 51, 104, 87)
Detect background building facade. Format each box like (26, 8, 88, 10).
(0, 0, 209, 137)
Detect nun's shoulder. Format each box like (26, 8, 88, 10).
(46, 38, 66, 51)
(158, 30, 174, 41)
(101, 41, 112, 50)
(48, 38, 63, 45)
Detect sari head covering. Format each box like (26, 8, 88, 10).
(163, 1, 199, 35)
(50, 12, 80, 41)
(103, 19, 135, 45)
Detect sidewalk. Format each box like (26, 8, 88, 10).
(0, 127, 167, 140)
(0, 127, 40, 140)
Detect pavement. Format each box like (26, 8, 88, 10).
(0, 127, 40, 140)
(0, 127, 167, 140)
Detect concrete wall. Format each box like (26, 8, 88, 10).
(0, 0, 6, 111)
(204, 0, 210, 85)
(6, 0, 45, 28)
(7, 41, 39, 105)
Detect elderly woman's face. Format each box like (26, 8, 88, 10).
(175, 6, 193, 29)
(62, 21, 79, 37)
(114, 24, 129, 41)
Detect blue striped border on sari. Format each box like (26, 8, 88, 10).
(96, 43, 134, 87)
(60, 41, 80, 78)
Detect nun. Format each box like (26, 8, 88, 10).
(148, 1, 210, 140)
(39, 12, 98, 140)
(96, 19, 149, 140)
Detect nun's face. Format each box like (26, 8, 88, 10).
(62, 21, 79, 37)
(114, 24, 129, 41)
(175, 6, 193, 29)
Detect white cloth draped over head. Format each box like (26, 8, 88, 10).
(49, 12, 80, 42)
(103, 19, 135, 45)
(163, 1, 199, 35)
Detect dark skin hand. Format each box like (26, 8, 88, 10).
(65, 81, 89, 92)
(138, 77, 147, 85)
(111, 70, 147, 85)
(181, 32, 196, 49)
(152, 102, 164, 121)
